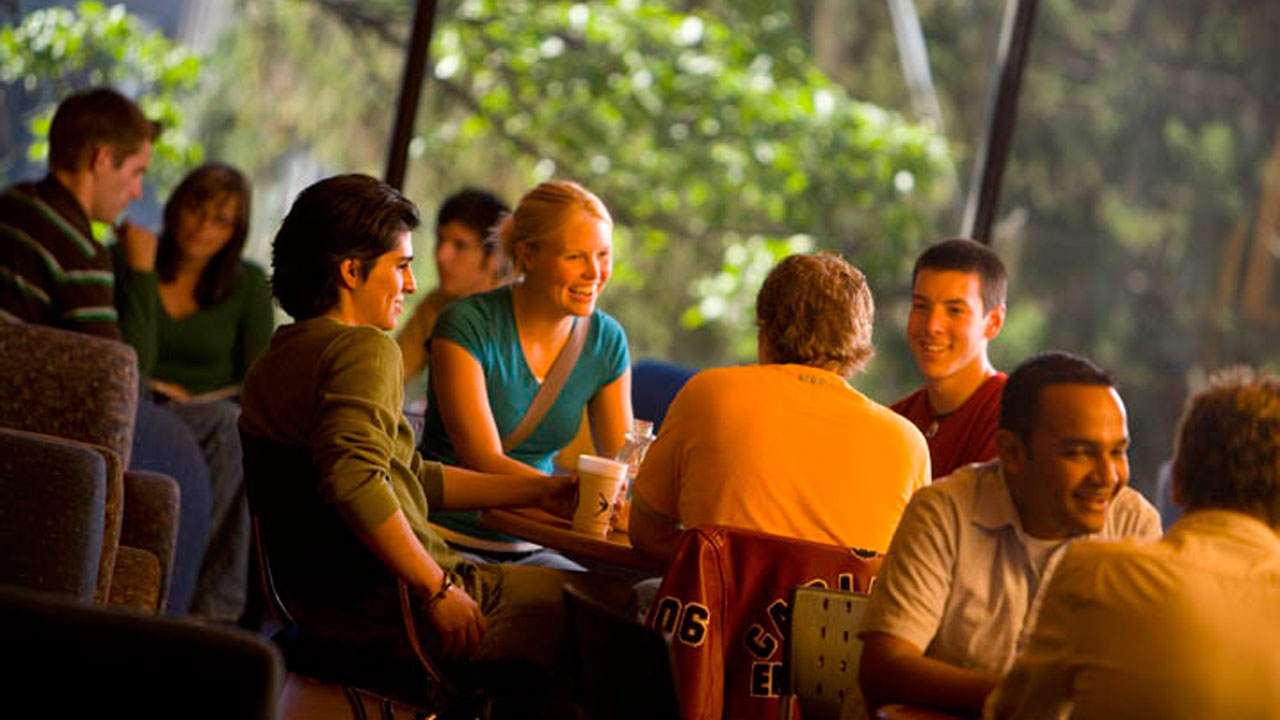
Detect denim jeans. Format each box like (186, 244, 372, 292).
(166, 399, 250, 621)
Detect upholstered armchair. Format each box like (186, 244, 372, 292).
(0, 319, 179, 611)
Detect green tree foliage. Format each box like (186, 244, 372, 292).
(200, 0, 951, 366)
(413, 0, 952, 364)
(996, 0, 1280, 487)
(0, 1, 203, 192)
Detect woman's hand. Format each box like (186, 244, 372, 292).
(538, 474, 579, 520)
(425, 584, 486, 660)
(148, 378, 191, 403)
(117, 220, 158, 272)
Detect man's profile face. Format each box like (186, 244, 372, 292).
(1011, 383, 1130, 539)
(906, 268, 1002, 385)
(88, 140, 153, 224)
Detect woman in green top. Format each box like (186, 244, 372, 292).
(114, 162, 272, 620)
(118, 163, 273, 401)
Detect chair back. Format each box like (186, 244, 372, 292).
(0, 584, 282, 718)
(0, 428, 108, 601)
(565, 584, 682, 720)
(631, 358, 697, 431)
(0, 319, 139, 466)
(782, 586, 870, 720)
(240, 430, 453, 709)
(645, 525, 881, 720)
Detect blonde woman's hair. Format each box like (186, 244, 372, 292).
(496, 181, 612, 274)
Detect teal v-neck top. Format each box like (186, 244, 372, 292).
(418, 285, 629, 542)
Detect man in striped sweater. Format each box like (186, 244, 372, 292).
(0, 88, 220, 618)
(0, 87, 157, 333)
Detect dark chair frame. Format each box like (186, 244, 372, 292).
(242, 430, 474, 720)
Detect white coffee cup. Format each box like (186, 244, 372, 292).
(573, 454, 629, 535)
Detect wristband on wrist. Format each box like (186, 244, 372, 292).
(424, 576, 453, 608)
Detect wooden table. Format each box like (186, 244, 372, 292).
(877, 704, 971, 720)
(479, 507, 667, 572)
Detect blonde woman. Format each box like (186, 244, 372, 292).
(418, 181, 633, 565)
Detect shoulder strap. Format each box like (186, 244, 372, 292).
(501, 315, 591, 453)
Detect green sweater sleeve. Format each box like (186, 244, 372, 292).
(234, 262, 274, 382)
(311, 326, 414, 535)
(111, 242, 159, 377)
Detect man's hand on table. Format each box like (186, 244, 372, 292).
(537, 474, 578, 520)
(425, 584, 486, 660)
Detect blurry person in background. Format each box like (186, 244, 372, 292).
(0, 86, 216, 617)
(114, 162, 271, 622)
(397, 188, 510, 386)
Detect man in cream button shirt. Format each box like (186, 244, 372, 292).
(854, 352, 1162, 718)
(987, 366, 1280, 720)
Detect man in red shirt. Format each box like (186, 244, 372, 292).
(891, 238, 1007, 478)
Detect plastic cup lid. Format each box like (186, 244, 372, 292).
(577, 454, 628, 479)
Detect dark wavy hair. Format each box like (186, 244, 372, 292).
(999, 351, 1116, 445)
(756, 252, 875, 377)
(48, 87, 160, 172)
(1174, 366, 1280, 516)
(157, 163, 251, 307)
(913, 237, 1007, 313)
(270, 174, 419, 320)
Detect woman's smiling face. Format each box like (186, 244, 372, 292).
(523, 211, 613, 317)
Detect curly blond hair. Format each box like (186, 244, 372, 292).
(756, 252, 875, 377)
(1173, 366, 1280, 516)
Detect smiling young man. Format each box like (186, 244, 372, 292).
(854, 352, 1161, 719)
(893, 238, 1008, 478)
(396, 188, 509, 385)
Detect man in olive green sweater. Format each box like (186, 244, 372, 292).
(240, 174, 630, 711)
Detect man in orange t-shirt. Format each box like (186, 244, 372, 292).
(892, 238, 1008, 478)
(630, 253, 930, 564)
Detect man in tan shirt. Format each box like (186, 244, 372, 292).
(856, 352, 1161, 718)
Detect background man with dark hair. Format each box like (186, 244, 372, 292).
(892, 237, 1009, 478)
(631, 252, 930, 563)
(855, 351, 1161, 718)
(987, 367, 1280, 719)
(397, 187, 510, 385)
(0, 87, 225, 618)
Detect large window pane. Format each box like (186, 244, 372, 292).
(997, 0, 1280, 494)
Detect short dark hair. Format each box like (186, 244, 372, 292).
(48, 87, 161, 172)
(158, 163, 252, 308)
(913, 238, 1007, 313)
(756, 252, 875, 376)
(1000, 351, 1116, 444)
(1173, 367, 1280, 516)
(437, 188, 508, 257)
(270, 174, 419, 320)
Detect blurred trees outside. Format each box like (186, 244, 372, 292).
(0, 1, 203, 193)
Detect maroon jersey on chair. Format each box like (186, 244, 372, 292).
(645, 525, 881, 720)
